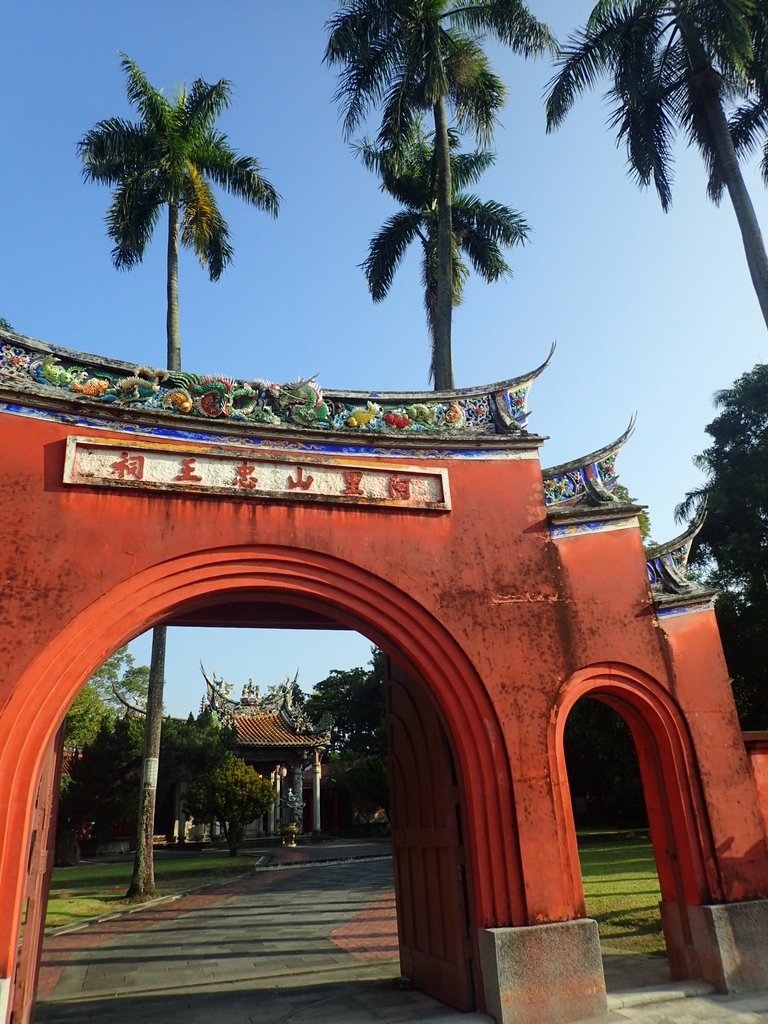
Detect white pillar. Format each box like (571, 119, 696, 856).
(0, 976, 10, 1024)
(268, 766, 280, 834)
(312, 748, 322, 833)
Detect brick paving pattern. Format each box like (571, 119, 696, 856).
(33, 844, 768, 1024)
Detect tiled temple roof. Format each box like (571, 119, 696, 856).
(234, 712, 321, 748)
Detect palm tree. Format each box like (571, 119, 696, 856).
(325, 0, 553, 390)
(545, 1, 768, 332)
(78, 53, 280, 371)
(78, 56, 279, 899)
(725, 10, 768, 191)
(358, 123, 530, 381)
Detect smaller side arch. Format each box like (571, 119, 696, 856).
(548, 662, 723, 980)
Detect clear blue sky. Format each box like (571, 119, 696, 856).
(3, 3, 766, 714)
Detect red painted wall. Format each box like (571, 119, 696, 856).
(744, 733, 768, 843)
(1, 409, 767, 1004)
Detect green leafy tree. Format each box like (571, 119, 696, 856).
(160, 711, 236, 785)
(305, 649, 386, 755)
(79, 55, 279, 898)
(87, 646, 150, 707)
(59, 714, 144, 844)
(678, 363, 768, 727)
(156, 711, 236, 834)
(325, 0, 553, 389)
(0, 317, 13, 332)
(357, 122, 529, 379)
(64, 648, 149, 749)
(185, 753, 275, 856)
(564, 699, 647, 826)
(329, 751, 390, 827)
(545, 1, 768, 331)
(612, 483, 652, 542)
(63, 687, 113, 751)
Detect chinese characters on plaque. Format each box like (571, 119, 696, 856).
(63, 437, 450, 512)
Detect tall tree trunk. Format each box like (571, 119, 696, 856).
(127, 202, 182, 899)
(680, 22, 768, 331)
(166, 200, 181, 373)
(422, 235, 439, 360)
(432, 98, 454, 391)
(126, 627, 166, 898)
(703, 92, 768, 332)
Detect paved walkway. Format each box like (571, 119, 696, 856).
(34, 841, 768, 1024)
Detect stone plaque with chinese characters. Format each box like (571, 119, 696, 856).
(62, 436, 451, 511)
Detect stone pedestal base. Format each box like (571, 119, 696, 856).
(0, 977, 10, 1024)
(661, 899, 768, 994)
(478, 919, 607, 1024)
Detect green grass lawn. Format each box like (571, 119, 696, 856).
(46, 852, 256, 929)
(47, 834, 665, 957)
(579, 833, 664, 955)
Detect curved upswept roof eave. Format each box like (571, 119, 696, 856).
(325, 341, 556, 403)
(0, 329, 555, 445)
(541, 414, 637, 480)
(645, 499, 707, 561)
(0, 328, 555, 407)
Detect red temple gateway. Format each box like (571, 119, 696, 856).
(1, 329, 768, 1024)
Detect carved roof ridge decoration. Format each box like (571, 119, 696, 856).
(200, 664, 331, 739)
(0, 329, 554, 440)
(542, 415, 636, 509)
(646, 500, 708, 597)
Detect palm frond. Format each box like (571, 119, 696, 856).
(105, 175, 162, 269)
(361, 209, 423, 301)
(119, 53, 171, 135)
(180, 161, 218, 258)
(546, 2, 663, 131)
(194, 134, 280, 214)
(675, 484, 709, 524)
(695, 0, 754, 76)
(678, 61, 727, 201)
(78, 120, 156, 184)
(546, 30, 613, 130)
(379, 80, 425, 160)
(446, 35, 506, 143)
(730, 97, 768, 156)
(325, 3, 407, 138)
(354, 131, 434, 207)
(447, 0, 555, 57)
(201, 206, 235, 282)
(450, 148, 496, 189)
(457, 229, 510, 282)
(608, 52, 678, 209)
(185, 77, 232, 135)
(454, 195, 530, 249)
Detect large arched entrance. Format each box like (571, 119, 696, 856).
(2, 549, 515, 1020)
(3, 329, 768, 1024)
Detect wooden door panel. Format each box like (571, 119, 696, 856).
(387, 662, 475, 1012)
(12, 727, 64, 1024)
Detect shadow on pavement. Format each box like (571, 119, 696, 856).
(34, 976, 492, 1024)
